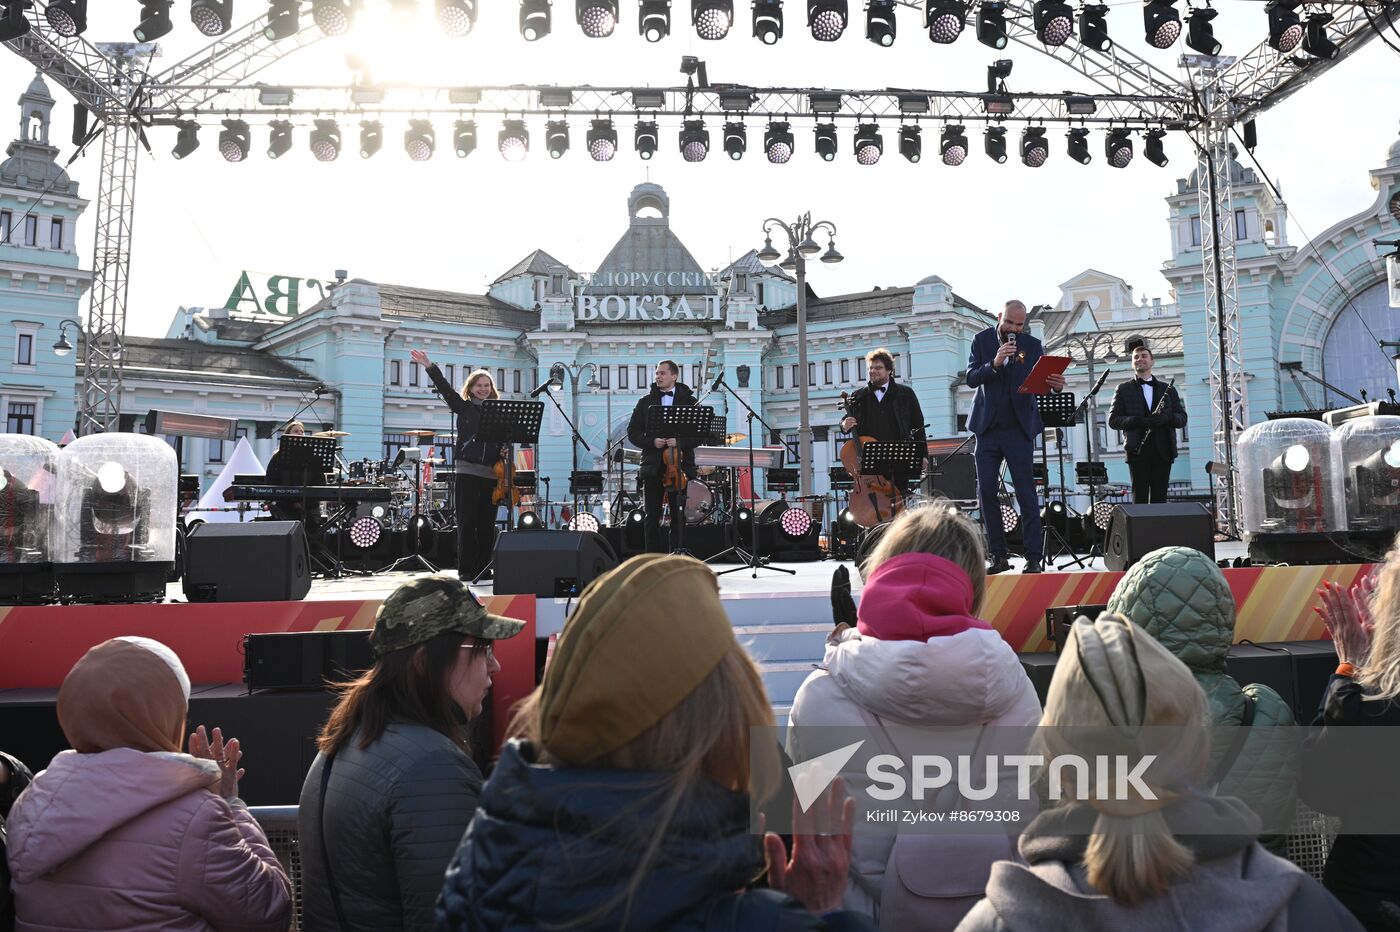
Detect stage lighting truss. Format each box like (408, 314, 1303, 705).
(546, 119, 570, 157)
(405, 119, 435, 160)
(1092, 500, 1115, 530)
(218, 119, 249, 161)
(310, 119, 341, 161)
(693, 0, 733, 38)
(984, 125, 1007, 162)
(1184, 4, 1218, 55)
(1021, 126, 1048, 166)
(925, 0, 965, 44)
(635, 120, 659, 158)
(587, 118, 617, 160)
(765, 121, 794, 162)
(639, 0, 670, 39)
(191, 0, 232, 36)
(808, 0, 848, 40)
(349, 515, 383, 550)
(940, 123, 967, 165)
(438, 0, 477, 34)
(520, 0, 552, 38)
(680, 119, 710, 161)
(1079, 2, 1110, 52)
(1033, 0, 1072, 46)
(568, 512, 601, 532)
(900, 124, 921, 161)
(1142, 0, 1180, 49)
(265, 0, 299, 39)
(814, 122, 839, 161)
(753, 0, 783, 42)
(45, 0, 86, 37)
(500, 119, 529, 160)
(1066, 126, 1090, 164)
(723, 121, 747, 159)
(1105, 127, 1133, 167)
(976, 0, 1006, 48)
(866, 0, 895, 45)
(136, 0, 174, 41)
(853, 123, 882, 164)
(171, 120, 200, 159)
(1266, 0, 1302, 53)
(778, 505, 814, 539)
(1000, 502, 1019, 532)
(360, 120, 383, 157)
(517, 510, 542, 529)
(578, 0, 618, 36)
(454, 119, 477, 156)
(312, 0, 355, 36)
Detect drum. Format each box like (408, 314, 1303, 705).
(347, 459, 372, 483)
(659, 481, 715, 526)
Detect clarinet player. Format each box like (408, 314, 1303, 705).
(1108, 342, 1187, 504)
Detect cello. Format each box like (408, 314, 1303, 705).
(838, 391, 905, 528)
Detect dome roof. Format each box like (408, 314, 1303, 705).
(1387, 121, 1400, 168)
(917, 274, 948, 286)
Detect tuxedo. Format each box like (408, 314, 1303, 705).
(1108, 376, 1187, 504)
(626, 382, 702, 553)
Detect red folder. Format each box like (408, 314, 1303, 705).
(1016, 355, 1071, 394)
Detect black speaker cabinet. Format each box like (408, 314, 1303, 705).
(922, 453, 977, 501)
(244, 629, 374, 691)
(184, 521, 312, 602)
(1045, 603, 1109, 653)
(1104, 503, 1215, 571)
(493, 529, 619, 598)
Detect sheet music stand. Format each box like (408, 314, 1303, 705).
(854, 441, 924, 525)
(469, 399, 543, 582)
(278, 434, 336, 480)
(1034, 392, 1086, 569)
(645, 404, 714, 555)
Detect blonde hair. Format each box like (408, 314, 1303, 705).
(1359, 535, 1400, 702)
(461, 368, 498, 401)
(861, 500, 987, 614)
(509, 642, 778, 929)
(1040, 615, 1211, 905)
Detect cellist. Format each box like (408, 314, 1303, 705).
(626, 359, 700, 554)
(839, 348, 929, 514)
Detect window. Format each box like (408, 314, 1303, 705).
(49, 217, 62, 249)
(892, 354, 901, 376)
(1190, 217, 1201, 247)
(956, 413, 969, 433)
(756, 282, 765, 306)
(6, 402, 34, 435)
(534, 278, 546, 301)
(390, 360, 401, 385)
(513, 369, 522, 393)
(599, 366, 610, 389)
(618, 365, 629, 390)
(444, 364, 455, 387)
(808, 362, 816, 386)
(857, 357, 866, 380)
(497, 368, 506, 390)
(791, 363, 799, 386)
(409, 362, 420, 387)
(823, 360, 832, 384)
(840, 358, 849, 382)
(0, 210, 10, 243)
(16, 333, 33, 366)
(776, 366, 784, 389)
(209, 438, 226, 463)
(691, 365, 700, 386)
(23, 215, 36, 246)
(1235, 209, 1248, 241)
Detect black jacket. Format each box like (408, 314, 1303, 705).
(435, 740, 876, 932)
(1, 750, 33, 932)
(426, 364, 504, 468)
(842, 380, 928, 456)
(1107, 376, 1186, 462)
(627, 382, 703, 479)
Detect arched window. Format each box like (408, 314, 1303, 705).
(26, 111, 43, 142)
(1321, 282, 1399, 408)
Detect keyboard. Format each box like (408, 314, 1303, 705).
(224, 484, 393, 503)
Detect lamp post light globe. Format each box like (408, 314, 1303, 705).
(52, 319, 81, 357)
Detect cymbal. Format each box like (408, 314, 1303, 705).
(403, 429, 437, 437)
(312, 430, 351, 438)
(724, 433, 747, 445)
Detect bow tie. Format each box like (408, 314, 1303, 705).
(1137, 378, 1153, 385)
(660, 390, 673, 397)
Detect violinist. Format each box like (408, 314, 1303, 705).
(626, 359, 700, 554)
(412, 349, 508, 581)
(839, 347, 929, 486)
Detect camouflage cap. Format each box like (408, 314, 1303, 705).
(369, 576, 524, 658)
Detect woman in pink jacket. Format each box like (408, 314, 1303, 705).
(4, 636, 291, 932)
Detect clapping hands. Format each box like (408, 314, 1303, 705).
(1316, 574, 1378, 667)
(189, 725, 244, 800)
(763, 778, 856, 916)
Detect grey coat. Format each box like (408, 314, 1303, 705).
(298, 723, 482, 932)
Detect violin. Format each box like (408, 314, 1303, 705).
(491, 445, 520, 507)
(838, 390, 904, 528)
(661, 440, 688, 493)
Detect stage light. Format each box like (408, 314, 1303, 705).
(680, 119, 709, 162)
(586, 118, 616, 161)
(499, 120, 529, 160)
(1143, 0, 1180, 48)
(814, 123, 838, 161)
(628, 508, 645, 524)
(1033, 0, 1072, 45)
(517, 510, 541, 529)
(1021, 127, 1048, 166)
(753, 0, 782, 41)
(1000, 502, 1019, 532)
(191, 0, 232, 35)
(900, 124, 921, 162)
(808, 0, 847, 40)
(635, 120, 658, 159)
(1185, 4, 1218, 54)
(1267, 0, 1302, 53)
(854, 124, 882, 165)
(97, 462, 127, 496)
(716, 121, 745, 160)
(976, 0, 1005, 48)
(1092, 501, 1115, 530)
(171, 121, 200, 160)
(1041, 499, 1068, 535)
(264, 0, 298, 38)
(865, 0, 894, 44)
(405, 120, 435, 161)
(1106, 128, 1133, 167)
(349, 516, 383, 550)
(520, 0, 551, 37)
(1067, 127, 1091, 164)
(1302, 10, 1337, 59)
(778, 505, 813, 539)
(765, 121, 793, 162)
(984, 125, 1007, 162)
(1079, 2, 1110, 51)
(736, 505, 754, 529)
(693, 0, 733, 38)
(268, 120, 292, 158)
(217, 120, 249, 161)
(577, 0, 617, 35)
(568, 512, 601, 532)
(134, 0, 173, 40)
(437, 0, 476, 33)
(940, 124, 967, 165)
(926, 0, 965, 43)
(1353, 443, 1400, 528)
(451, 119, 476, 157)
(1144, 127, 1167, 166)
(544, 120, 569, 159)
(311, 0, 353, 35)
(45, 0, 86, 36)
(1262, 443, 1325, 529)
(639, 0, 670, 39)
(360, 120, 382, 157)
(310, 119, 341, 161)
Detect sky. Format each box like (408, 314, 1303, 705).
(0, 1, 1396, 336)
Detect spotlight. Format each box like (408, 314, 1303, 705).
(311, 0, 354, 35)
(577, 0, 617, 35)
(1066, 126, 1091, 164)
(404, 120, 435, 161)
(639, 0, 670, 38)
(1302, 10, 1337, 59)
(900, 124, 921, 162)
(693, 0, 733, 38)
(1106, 128, 1133, 167)
(1354, 443, 1400, 527)
(500, 119, 529, 160)
(1263, 443, 1324, 529)
(349, 516, 383, 550)
(976, 0, 1005, 48)
(778, 505, 813, 539)
(753, 0, 782, 41)
(1021, 126, 1048, 166)
(765, 121, 794, 162)
(520, 0, 551, 37)
(360, 120, 382, 158)
(45, 0, 87, 36)
(546, 120, 570, 158)
(517, 510, 541, 529)
(1092, 501, 1115, 530)
(814, 122, 838, 161)
(171, 120, 200, 160)
(217, 119, 249, 162)
(1267, 0, 1302, 53)
(854, 124, 882, 165)
(97, 461, 127, 495)
(437, 0, 476, 33)
(940, 124, 967, 165)
(586, 118, 617, 161)
(865, 0, 894, 44)
(925, 0, 965, 43)
(984, 125, 1007, 162)
(1144, 127, 1168, 166)
(1000, 502, 1019, 532)
(190, 0, 232, 35)
(808, 0, 847, 40)
(1142, 0, 1180, 49)
(1079, 2, 1110, 51)
(635, 120, 658, 159)
(134, 0, 173, 40)
(1033, 0, 1072, 45)
(310, 119, 341, 161)
(737, 505, 754, 529)
(268, 120, 292, 158)
(568, 512, 601, 532)
(264, 0, 298, 38)
(724, 121, 747, 159)
(1185, 5, 1219, 55)
(680, 119, 709, 161)
(454, 119, 477, 157)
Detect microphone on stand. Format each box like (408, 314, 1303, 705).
(710, 370, 724, 392)
(528, 378, 555, 398)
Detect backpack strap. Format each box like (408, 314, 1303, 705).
(1209, 693, 1256, 788)
(318, 754, 352, 932)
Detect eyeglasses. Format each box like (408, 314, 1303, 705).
(460, 641, 494, 659)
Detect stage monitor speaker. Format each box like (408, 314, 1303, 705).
(184, 521, 312, 602)
(243, 629, 373, 691)
(1045, 604, 1109, 653)
(1104, 503, 1215, 572)
(493, 529, 619, 598)
(922, 452, 977, 501)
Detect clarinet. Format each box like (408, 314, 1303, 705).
(1130, 377, 1175, 458)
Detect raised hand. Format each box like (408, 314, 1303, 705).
(831, 565, 857, 630)
(410, 349, 432, 368)
(763, 777, 855, 916)
(189, 725, 244, 800)
(1316, 579, 1375, 667)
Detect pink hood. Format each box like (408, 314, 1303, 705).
(857, 552, 991, 641)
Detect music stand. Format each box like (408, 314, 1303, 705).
(275, 434, 352, 577)
(855, 441, 924, 526)
(569, 470, 604, 529)
(280, 434, 336, 477)
(1035, 392, 1086, 569)
(470, 399, 544, 583)
(645, 404, 714, 555)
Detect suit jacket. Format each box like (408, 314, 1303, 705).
(966, 327, 1045, 439)
(842, 380, 928, 448)
(626, 383, 703, 479)
(1107, 376, 1186, 462)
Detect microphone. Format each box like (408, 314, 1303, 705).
(528, 378, 555, 398)
(710, 370, 724, 392)
(1007, 332, 1017, 346)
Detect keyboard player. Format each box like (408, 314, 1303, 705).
(260, 421, 326, 527)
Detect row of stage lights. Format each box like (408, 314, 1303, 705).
(179, 115, 1171, 166)
(1, 0, 1338, 60)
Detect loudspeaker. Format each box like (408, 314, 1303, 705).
(243, 629, 373, 691)
(1044, 604, 1109, 653)
(1104, 503, 1215, 571)
(922, 452, 977, 501)
(184, 521, 312, 602)
(493, 529, 619, 598)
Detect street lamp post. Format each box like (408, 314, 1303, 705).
(1061, 333, 1120, 466)
(51, 319, 82, 357)
(548, 360, 597, 472)
(755, 213, 844, 498)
